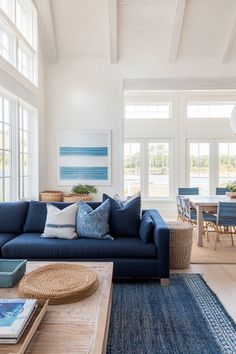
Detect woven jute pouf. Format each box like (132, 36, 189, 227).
(167, 221, 193, 269)
(18, 263, 98, 305)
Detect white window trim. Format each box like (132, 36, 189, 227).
(124, 138, 174, 201)
(0, 88, 38, 201)
(186, 139, 236, 195)
(0, 3, 38, 87)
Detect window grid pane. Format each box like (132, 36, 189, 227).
(124, 143, 141, 197)
(125, 104, 171, 119)
(19, 106, 30, 199)
(148, 143, 169, 197)
(219, 143, 236, 186)
(189, 143, 209, 195)
(187, 103, 234, 118)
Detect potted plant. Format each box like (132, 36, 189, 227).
(63, 184, 98, 202)
(225, 181, 236, 198)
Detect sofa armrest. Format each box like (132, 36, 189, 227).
(147, 209, 170, 279)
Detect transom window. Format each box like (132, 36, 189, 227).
(125, 104, 171, 119)
(0, 0, 37, 84)
(187, 103, 234, 119)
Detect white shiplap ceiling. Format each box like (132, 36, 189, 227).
(40, 0, 236, 64)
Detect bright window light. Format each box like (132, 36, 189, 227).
(125, 104, 171, 119)
(187, 103, 234, 118)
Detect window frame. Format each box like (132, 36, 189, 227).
(124, 138, 174, 201)
(0, 88, 38, 201)
(124, 102, 173, 120)
(0, 0, 37, 85)
(186, 101, 235, 119)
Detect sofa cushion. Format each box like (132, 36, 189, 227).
(139, 212, 154, 244)
(42, 203, 78, 239)
(76, 200, 112, 240)
(0, 233, 16, 254)
(0, 202, 29, 234)
(2, 233, 157, 259)
(102, 193, 141, 237)
(23, 201, 101, 233)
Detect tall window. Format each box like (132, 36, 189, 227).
(219, 143, 236, 186)
(0, 90, 37, 202)
(149, 143, 169, 197)
(188, 142, 210, 195)
(0, 96, 12, 201)
(124, 143, 141, 197)
(0, 0, 37, 84)
(124, 141, 172, 199)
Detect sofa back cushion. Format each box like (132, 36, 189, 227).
(0, 201, 29, 234)
(24, 201, 101, 233)
(102, 193, 141, 237)
(139, 212, 154, 244)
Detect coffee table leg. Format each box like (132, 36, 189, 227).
(196, 205, 204, 247)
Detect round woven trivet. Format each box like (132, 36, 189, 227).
(18, 263, 98, 305)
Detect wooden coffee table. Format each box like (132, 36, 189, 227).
(0, 261, 113, 354)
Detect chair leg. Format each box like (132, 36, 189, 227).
(230, 229, 235, 247)
(214, 227, 219, 250)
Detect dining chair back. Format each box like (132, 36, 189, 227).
(178, 187, 199, 195)
(217, 202, 236, 226)
(216, 187, 228, 195)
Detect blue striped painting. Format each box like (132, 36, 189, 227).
(60, 147, 108, 156)
(60, 167, 108, 180)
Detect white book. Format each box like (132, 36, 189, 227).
(0, 299, 37, 340)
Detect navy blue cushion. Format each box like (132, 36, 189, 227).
(0, 233, 16, 255)
(2, 233, 157, 259)
(0, 202, 29, 234)
(102, 194, 141, 237)
(23, 201, 101, 233)
(139, 212, 154, 243)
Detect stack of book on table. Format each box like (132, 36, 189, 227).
(0, 299, 37, 344)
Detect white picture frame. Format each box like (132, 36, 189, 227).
(57, 130, 111, 186)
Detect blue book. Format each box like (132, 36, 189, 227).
(0, 299, 37, 341)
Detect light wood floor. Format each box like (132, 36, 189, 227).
(172, 264, 236, 322)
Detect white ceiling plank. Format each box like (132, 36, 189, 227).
(35, 0, 58, 65)
(108, 0, 118, 63)
(221, 9, 236, 64)
(169, 0, 186, 63)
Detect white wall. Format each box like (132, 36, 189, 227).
(44, 57, 236, 216)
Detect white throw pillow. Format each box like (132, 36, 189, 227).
(42, 203, 78, 239)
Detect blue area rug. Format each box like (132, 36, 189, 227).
(107, 274, 236, 354)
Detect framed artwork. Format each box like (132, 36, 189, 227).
(57, 130, 111, 186)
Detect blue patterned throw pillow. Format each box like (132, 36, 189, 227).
(76, 199, 113, 240)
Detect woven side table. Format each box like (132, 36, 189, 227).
(167, 221, 193, 269)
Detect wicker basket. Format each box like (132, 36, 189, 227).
(40, 191, 64, 202)
(167, 221, 193, 269)
(63, 194, 93, 203)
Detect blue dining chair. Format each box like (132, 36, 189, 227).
(178, 187, 199, 195)
(210, 202, 236, 250)
(176, 195, 183, 222)
(216, 187, 228, 195)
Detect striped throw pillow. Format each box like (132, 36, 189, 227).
(42, 203, 78, 239)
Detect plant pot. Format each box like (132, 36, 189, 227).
(226, 192, 236, 199)
(63, 194, 93, 203)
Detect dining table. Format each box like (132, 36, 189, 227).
(184, 195, 236, 247)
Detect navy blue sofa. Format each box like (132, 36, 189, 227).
(0, 201, 170, 283)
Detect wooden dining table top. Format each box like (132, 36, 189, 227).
(182, 195, 236, 207)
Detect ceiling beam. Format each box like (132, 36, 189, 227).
(169, 0, 186, 63)
(108, 0, 118, 63)
(34, 0, 58, 65)
(221, 10, 236, 63)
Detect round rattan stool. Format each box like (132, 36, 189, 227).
(18, 263, 98, 305)
(167, 221, 193, 269)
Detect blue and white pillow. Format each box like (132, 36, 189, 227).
(76, 199, 112, 240)
(42, 203, 78, 239)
